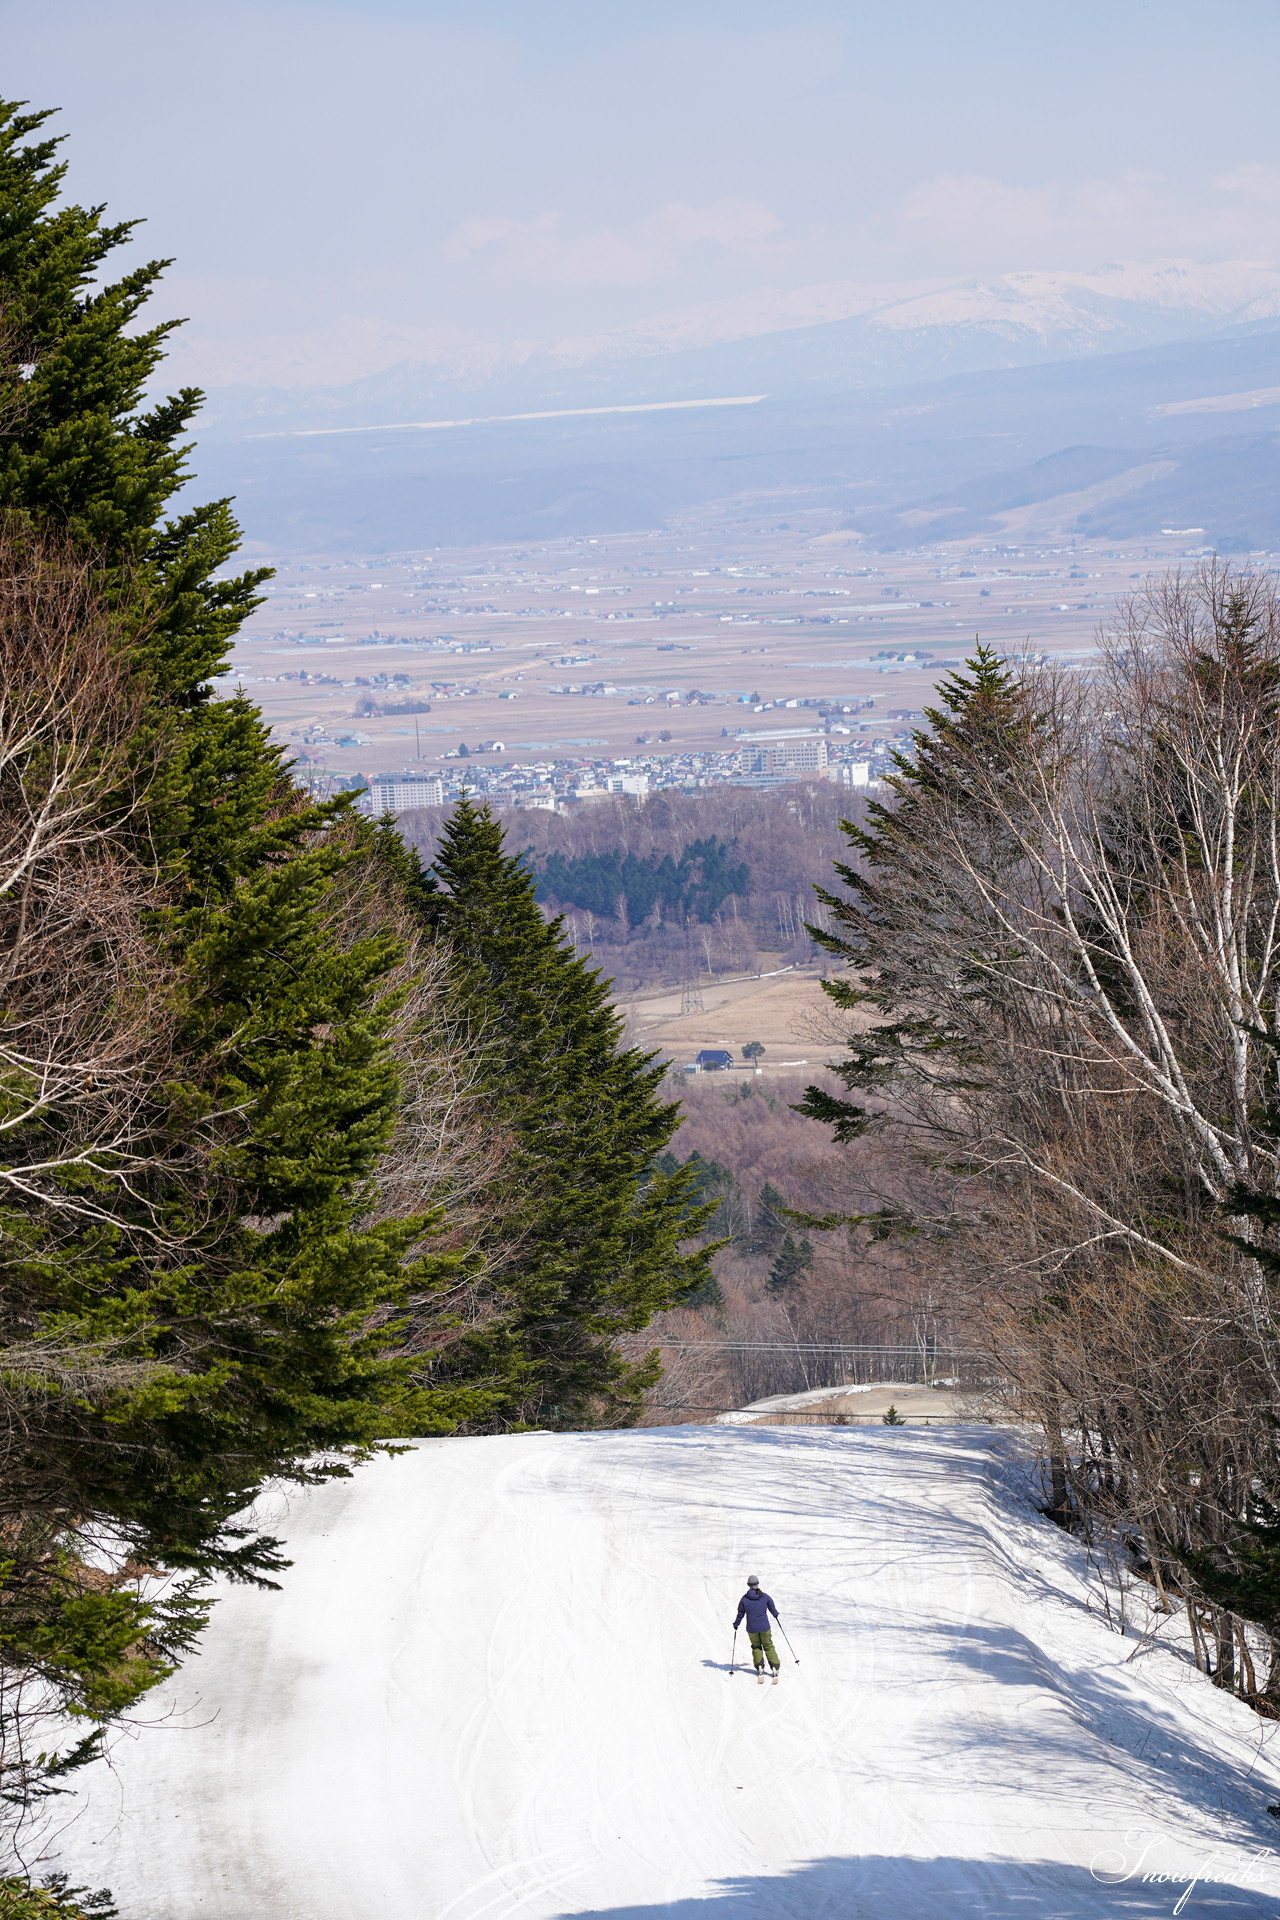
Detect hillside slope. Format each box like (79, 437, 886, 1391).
(54, 1427, 1280, 1917)
(191, 325, 1280, 553)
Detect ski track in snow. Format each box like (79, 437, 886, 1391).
(49, 1426, 1280, 1918)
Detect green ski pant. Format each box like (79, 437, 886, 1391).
(748, 1629, 780, 1670)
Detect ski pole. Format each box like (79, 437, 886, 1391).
(777, 1621, 799, 1664)
(730, 1625, 739, 1675)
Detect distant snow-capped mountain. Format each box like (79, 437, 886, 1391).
(547, 261, 1280, 366)
(191, 259, 1280, 436)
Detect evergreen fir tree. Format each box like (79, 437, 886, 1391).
(679, 1271, 724, 1311)
(1183, 1045, 1280, 1647)
(647, 1151, 733, 1306)
(798, 644, 1039, 1140)
(749, 1182, 789, 1258)
(0, 99, 482, 1801)
(765, 1232, 813, 1292)
(675, 1151, 746, 1245)
(421, 799, 713, 1426)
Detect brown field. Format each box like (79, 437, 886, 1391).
(620, 966, 835, 1075)
(220, 520, 1190, 784)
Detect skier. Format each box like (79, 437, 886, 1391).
(733, 1574, 782, 1684)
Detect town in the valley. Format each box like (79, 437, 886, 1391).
(224, 517, 1222, 814)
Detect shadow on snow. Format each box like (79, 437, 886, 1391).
(558, 1850, 1280, 1918)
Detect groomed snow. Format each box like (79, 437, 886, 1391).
(51, 1425, 1280, 1917)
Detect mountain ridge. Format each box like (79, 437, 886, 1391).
(193, 259, 1280, 438)
(189, 322, 1280, 553)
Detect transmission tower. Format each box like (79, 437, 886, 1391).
(680, 921, 704, 1016)
(680, 973, 705, 1017)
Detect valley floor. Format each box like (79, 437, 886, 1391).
(52, 1425, 1280, 1918)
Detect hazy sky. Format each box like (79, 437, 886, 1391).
(11, 0, 1280, 388)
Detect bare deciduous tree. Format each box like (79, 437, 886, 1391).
(812, 567, 1280, 1701)
(0, 527, 182, 1223)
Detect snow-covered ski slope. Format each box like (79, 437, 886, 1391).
(57, 1425, 1280, 1917)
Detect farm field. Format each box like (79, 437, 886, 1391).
(620, 965, 832, 1075)
(219, 522, 1196, 787)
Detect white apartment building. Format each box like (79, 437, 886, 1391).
(360, 774, 445, 815)
(737, 738, 830, 776)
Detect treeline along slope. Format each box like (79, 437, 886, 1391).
(534, 838, 748, 928)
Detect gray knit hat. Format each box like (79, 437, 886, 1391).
(746, 1574, 760, 1587)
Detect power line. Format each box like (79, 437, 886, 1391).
(616, 1340, 979, 1357)
(644, 1406, 950, 1416)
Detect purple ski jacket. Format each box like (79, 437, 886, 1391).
(734, 1588, 779, 1633)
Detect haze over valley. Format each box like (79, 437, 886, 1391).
(193, 286, 1280, 558)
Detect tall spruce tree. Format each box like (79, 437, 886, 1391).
(765, 1232, 813, 1293)
(748, 1182, 789, 1257)
(0, 98, 482, 1817)
(798, 644, 1039, 1140)
(421, 799, 712, 1427)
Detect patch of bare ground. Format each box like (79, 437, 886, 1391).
(620, 966, 841, 1074)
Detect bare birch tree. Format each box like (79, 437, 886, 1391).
(809, 567, 1280, 1699)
